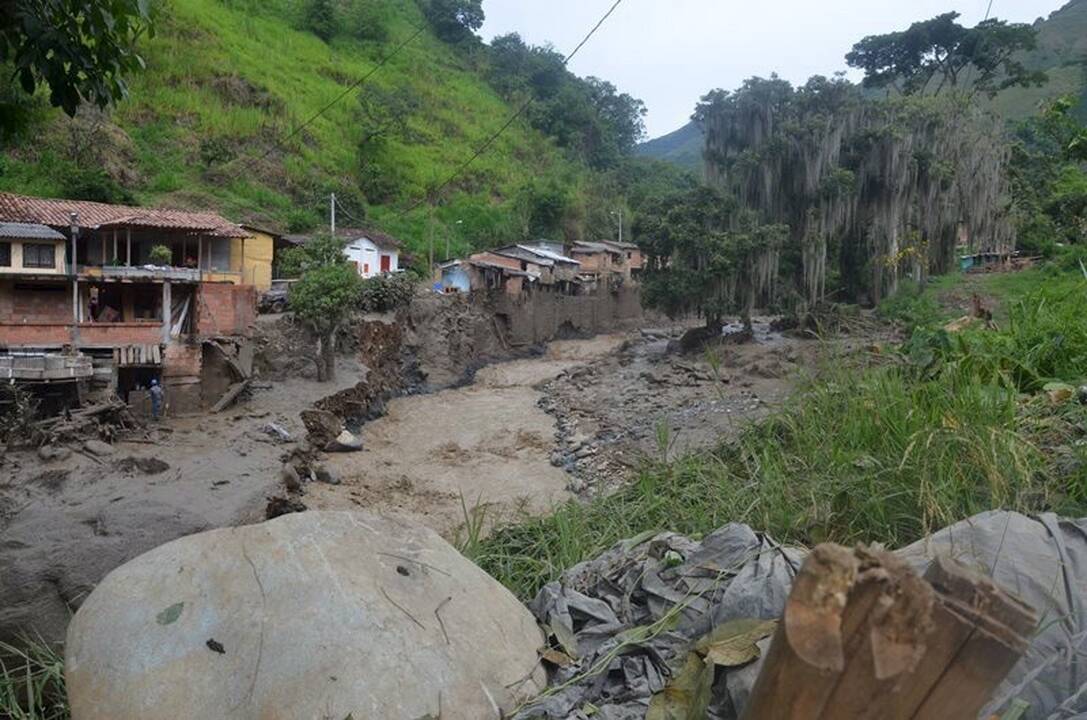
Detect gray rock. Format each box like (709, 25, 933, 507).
(37, 445, 72, 463)
(65, 511, 546, 720)
(280, 464, 301, 492)
(82, 440, 115, 457)
(314, 463, 340, 485)
(325, 429, 363, 453)
(259, 423, 292, 444)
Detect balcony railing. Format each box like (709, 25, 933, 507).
(80, 265, 203, 282)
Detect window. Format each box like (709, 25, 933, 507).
(0, 242, 10, 267)
(22, 243, 56, 269)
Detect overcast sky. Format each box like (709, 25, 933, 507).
(480, 0, 1067, 139)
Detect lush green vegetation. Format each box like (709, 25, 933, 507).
(1011, 96, 1087, 255)
(472, 262, 1087, 599)
(0, 0, 676, 265)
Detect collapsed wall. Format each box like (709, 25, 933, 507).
(308, 286, 644, 430)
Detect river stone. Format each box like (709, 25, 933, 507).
(65, 511, 546, 720)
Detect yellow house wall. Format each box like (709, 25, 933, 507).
(230, 231, 274, 291)
(1, 239, 67, 275)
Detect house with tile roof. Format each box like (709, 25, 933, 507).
(0, 193, 258, 413)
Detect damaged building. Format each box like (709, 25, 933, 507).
(0, 193, 259, 415)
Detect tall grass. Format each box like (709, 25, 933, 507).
(0, 640, 68, 720)
(474, 270, 1087, 599)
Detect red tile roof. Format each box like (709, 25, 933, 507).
(0, 193, 249, 238)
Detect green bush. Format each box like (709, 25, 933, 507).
(358, 272, 416, 312)
(346, 0, 388, 41)
(148, 244, 173, 266)
(59, 167, 133, 204)
(303, 0, 337, 41)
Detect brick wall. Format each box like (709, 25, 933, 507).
(163, 343, 202, 378)
(77, 323, 161, 347)
(0, 323, 71, 347)
(0, 279, 71, 323)
(196, 283, 256, 336)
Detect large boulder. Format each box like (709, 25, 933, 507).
(65, 511, 546, 720)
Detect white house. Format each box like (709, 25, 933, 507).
(339, 228, 400, 279)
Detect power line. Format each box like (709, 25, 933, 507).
(398, 0, 628, 217)
(251, 24, 426, 166)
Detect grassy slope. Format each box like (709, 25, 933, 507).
(0, 0, 577, 257)
(990, 0, 1087, 120)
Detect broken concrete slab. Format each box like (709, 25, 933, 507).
(65, 511, 546, 720)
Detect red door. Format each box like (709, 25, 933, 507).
(380, 254, 391, 273)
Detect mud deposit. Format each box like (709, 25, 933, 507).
(306, 336, 628, 535)
(307, 319, 825, 534)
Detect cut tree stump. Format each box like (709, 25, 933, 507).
(741, 545, 1037, 720)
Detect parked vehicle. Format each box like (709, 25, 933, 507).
(259, 279, 295, 314)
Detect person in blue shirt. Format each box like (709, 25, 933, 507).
(149, 379, 165, 421)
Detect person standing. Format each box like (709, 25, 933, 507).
(149, 379, 165, 421)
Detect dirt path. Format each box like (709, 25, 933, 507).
(306, 335, 628, 537)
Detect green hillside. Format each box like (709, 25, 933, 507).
(635, 121, 702, 172)
(0, 0, 592, 259)
(990, 0, 1087, 119)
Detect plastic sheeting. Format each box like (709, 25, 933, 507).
(515, 511, 1087, 720)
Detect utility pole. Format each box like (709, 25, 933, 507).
(330, 193, 336, 236)
(618, 208, 623, 244)
(428, 204, 435, 272)
(70, 213, 79, 324)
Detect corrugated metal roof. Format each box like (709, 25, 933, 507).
(518, 244, 580, 265)
(572, 242, 620, 254)
(0, 222, 66, 241)
(0, 193, 248, 238)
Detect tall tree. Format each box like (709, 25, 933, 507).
(0, 0, 153, 117)
(284, 235, 362, 382)
(636, 186, 787, 331)
(423, 0, 484, 44)
(846, 12, 1047, 97)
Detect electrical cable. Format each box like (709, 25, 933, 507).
(396, 0, 627, 217)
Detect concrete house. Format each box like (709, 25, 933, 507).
(340, 228, 400, 278)
(0, 193, 257, 412)
(600, 241, 645, 278)
(569, 242, 624, 278)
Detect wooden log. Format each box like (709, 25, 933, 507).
(740, 544, 859, 720)
(742, 548, 1036, 720)
(905, 556, 1037, 720)
(818, 549, 934, 720)
(210, 379, 251, 413)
